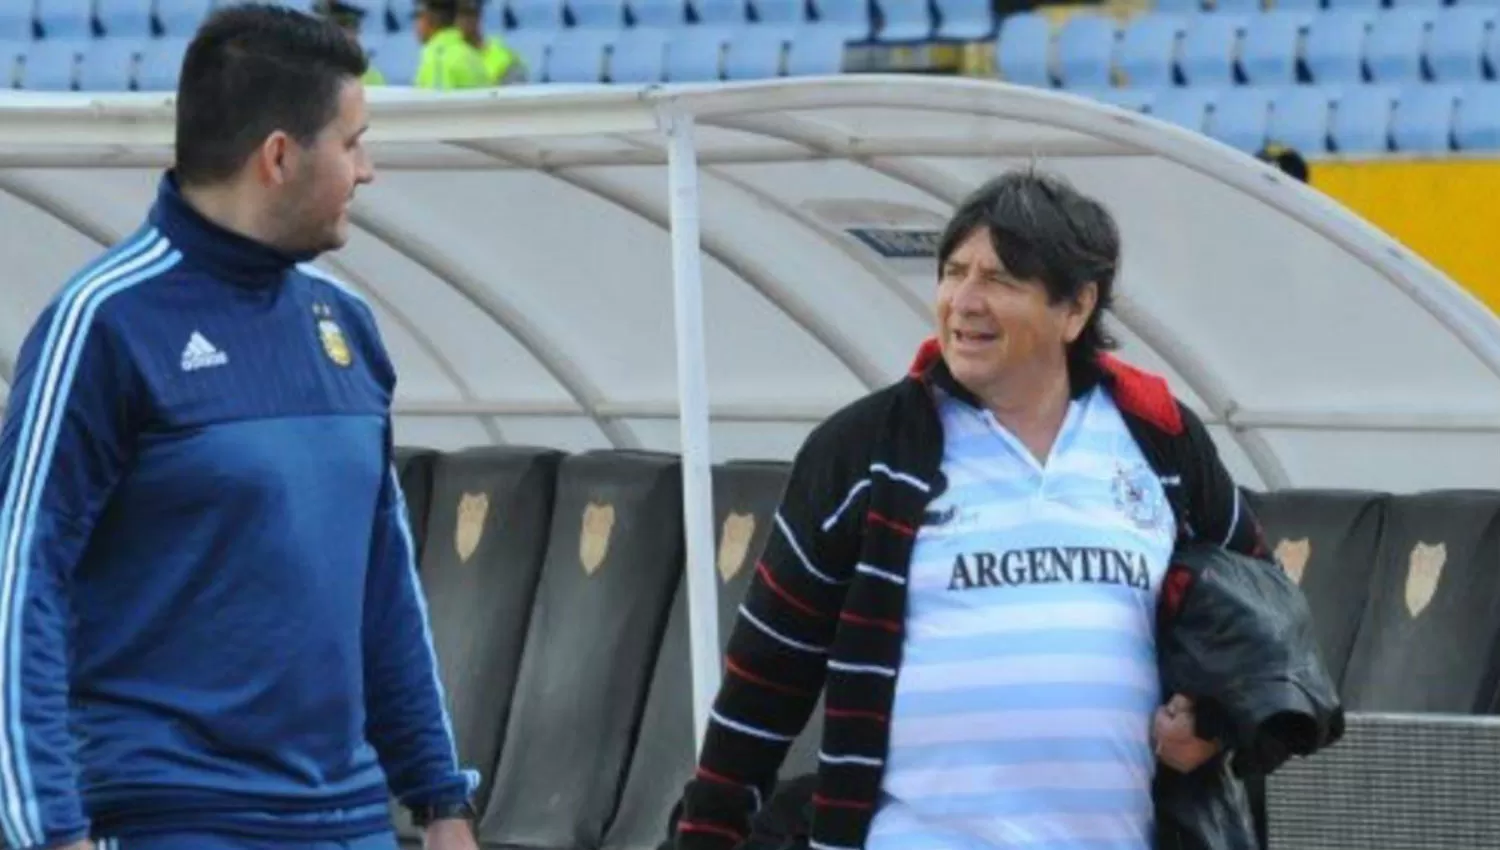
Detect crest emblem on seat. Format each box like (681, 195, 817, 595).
(580, 502, 615, 575)
(718, 512, 757, 583)
(455, 492, 489, 564)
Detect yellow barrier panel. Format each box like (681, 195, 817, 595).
(1310, 159, 1500, 315)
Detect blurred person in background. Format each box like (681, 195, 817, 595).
(457, 0, 527, 84)
(317, 0, 388, 85)
(0, 5, 479, 850)
(1257, 143, 1310, 185)
(414, 0, 492, 88)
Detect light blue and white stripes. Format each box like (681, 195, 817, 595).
(866, 387, 1177, 850)
(0, 229, 181, 848)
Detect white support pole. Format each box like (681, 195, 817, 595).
(663, 109, 722, 750)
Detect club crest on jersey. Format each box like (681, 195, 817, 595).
(1112, 462, 1165, 532)
(312, 303, 353, 368)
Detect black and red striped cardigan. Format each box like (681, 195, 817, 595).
(676, 339, 1269, 850)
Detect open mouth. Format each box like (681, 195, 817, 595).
(953, 330, 997, 344)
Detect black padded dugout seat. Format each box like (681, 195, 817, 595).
(394, 446, 440, 561)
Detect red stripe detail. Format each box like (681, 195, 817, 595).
(756, 562, 827, 619)
(867, 511, 914, 537)
(825, 707, 889, 723)
(695, 766, 743, 787)
(814, 793, 874, 811)
(678, 821, 745, 843)
(839, 609, 901, 633)
(726, 656, 814, 697)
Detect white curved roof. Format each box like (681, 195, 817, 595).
(0, 75, 1496, 493)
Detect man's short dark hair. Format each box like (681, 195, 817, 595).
(175, 3, 369, 187)
(937, 168, 1121, 385)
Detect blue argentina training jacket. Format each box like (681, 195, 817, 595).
(0, 172, 477, 849)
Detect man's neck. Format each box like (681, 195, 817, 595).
(179, 181, 281, 250)
(977, 365, 1073, 464)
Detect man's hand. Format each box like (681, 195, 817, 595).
(1153, 694, 1221, 774)
(423, 817, 479, 850)
(56, 840, 93, 850)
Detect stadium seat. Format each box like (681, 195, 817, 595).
(373, 34, 419, 86)
(135, 36, 189, 90)
(1149, 86, 1218, 131)
(1427, 5, 1497, 82)
(1246, 490, 1387, 688)
(1390, 0, 1443, 9)
(1270, 0, 1321, 11)
(1327, 0, 1381, 11)
(1239, 11, 1310, 85)
(601, 461, 795, 850)
(157, 0, 214, 37)
(544, 29, 615, 81)
(1055, 13, 1116, 89)
(389, 0, 418, 31)
(724, 25, 789, 78)
(1267, 84, 1334, 151)
(1454, 83, 1500, 150)
(931, 0, 994, 41)
(1303, 10, 1373, 83)
(1329, 84, 1395, 152)
(78, 37, 142, 91)
(995, 12, 1052, 87)
(96, 0, 154, 38)
(477, 450, 687, 850)
(874, 0, 933, 43)
(609, 27, 668, 81)
(693, 0, 747, 26)
(810, 0, 872, 41)
(510, 0, 568, 30)
(786, 24, 846, 73)
(665, 27, 727, 79)
(1179, 14, 1245, 86)
(1391, 83, 1459, 151)
(1155, 0, 1202, 13)
(1340, 491, 1500, 712)
(388, 447, 563, 842)
(20, 38, 83, 91)
(754, 0, 810, 26)
(1365, 8, 1436, 83)
(503, 29, 554, 81)
(395, 447, 441, 558)
(573, 0, 629, 29)
(631, 0, 687, 25)
(38, 0, 95, 39)
(1209, 85, 1273, 152)
(1115, 13, 1183, 89)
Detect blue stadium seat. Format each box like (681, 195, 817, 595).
(1392, 84, 1459, 151)
(996, 12, 1051, 86)
(1428, 6, 1497, 81)
(1155, 0, 1202, 13)
(1240, 11, 1310, 85)
(632, 0, 687, 26)
(694, 0, 747, 26)
(477, 0, 504, 34)
(0, 7, 31, 42)
(753, 0, 808, 26)
(1149, 86, 1219, 132)
(1454, 84, 1500, 149)
(665, 27, 727, 78)
(932, 0, 994, 41)
(38, 0, 95, 39)
(1075, 85, 1154, 111)
(573, 0, 629, 29)
(510, 0, 567, 30)
(79, 37, 142, 91)
(811, 0, 871, 41)
(546, 29, 615, 81)
(503, 29, 554, 80)
(1327, 0, 1380, 11)
(724, 25, 789, 77)
(609, 28, 667, 81)
(1267, 84, 1333, 151)
(1055, 13, 1116, 88)
(1365, 8, 1435, 83)
(1329, 84, 1395, 152)
(373, 34, 419, 84)
(20, 38, 83, 90)
(97, 0, 155, 37)
(1303, 10, 1372, 83)
(786, 24, 846, 73)
(136, 36, 188, 90)
(0, 40, 23, 87)
(1213, 0, 1262, 15)
(1179, 14, 1245, 86)
(157, 0, 214, 37)
(1209, 86, 1273, 152)
(875, 0, 932, 42)
(1115, 13, 1181, 88)
(1391, 0, 1442, 9)
(389, 0, 418, 31)
(1270, 0, 1322, 11)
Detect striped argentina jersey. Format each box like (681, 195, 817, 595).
(865, 384, 1177, 850)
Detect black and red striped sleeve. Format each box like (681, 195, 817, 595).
(1177, 403, 1269, 559)
(676, 409, 872, 850)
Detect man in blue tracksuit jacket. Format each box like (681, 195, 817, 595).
(0, 6, 479, 850)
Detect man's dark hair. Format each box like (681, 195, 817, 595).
(175, 3, 369, 187)
(936, 168, 1121, 385)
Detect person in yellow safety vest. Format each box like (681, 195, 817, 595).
(456, 0, 527, 84)
(414, 0, 492, 89)
(316, 0, 387, 86)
